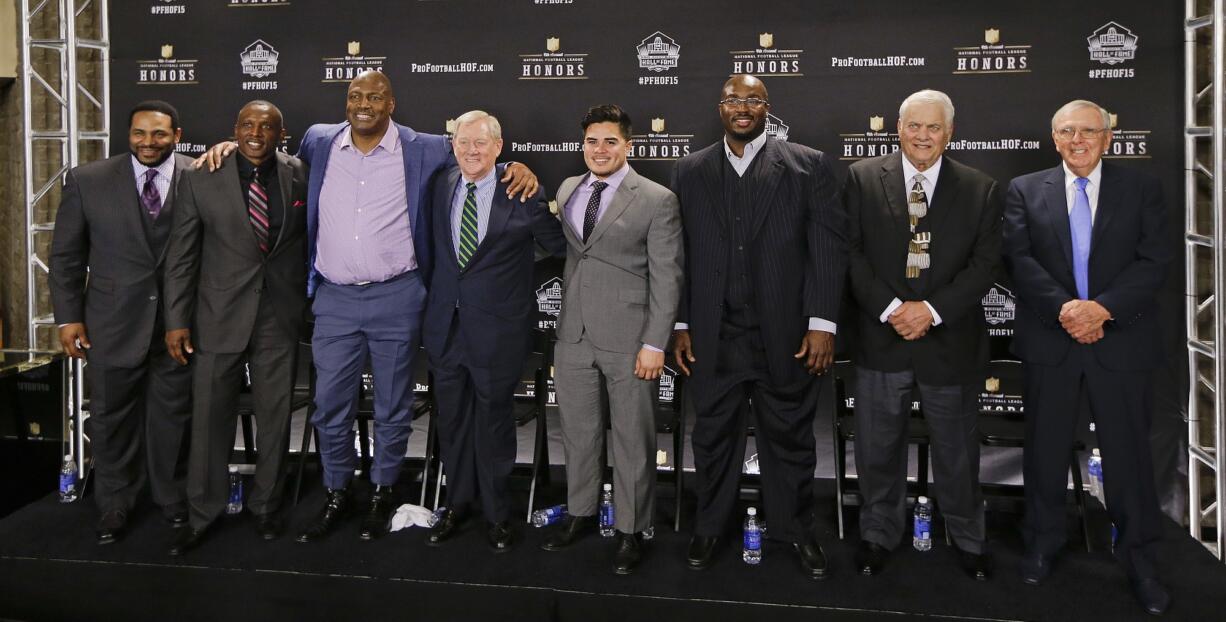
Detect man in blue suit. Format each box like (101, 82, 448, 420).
(1004, 99, 1172, 615)
(202, 70, 539, 542)
(421, 111, 565, 552)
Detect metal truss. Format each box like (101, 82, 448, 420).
(20, 0, 109, 480)
(1185, 0, 1226, 559)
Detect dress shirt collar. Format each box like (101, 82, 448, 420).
(460, 167, 498, 193)
(900, 153, 943, 190)
(131, 153, 175, 183)
(237, 153, 277, 181)
(340, 122, 399, 154)
(723, 131, 768, 163)
(584, 162, 630, 189)
(1062, 160, 1102, 190)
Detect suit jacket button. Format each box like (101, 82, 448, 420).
(148, 295, 157, 301)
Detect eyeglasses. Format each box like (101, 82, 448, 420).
(1055, 127, 1107, 140)
(719, 97, 768, 109)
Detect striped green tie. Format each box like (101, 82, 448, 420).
(458, 182, 479, 268)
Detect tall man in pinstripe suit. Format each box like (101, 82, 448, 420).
(671, 75, 847, 577)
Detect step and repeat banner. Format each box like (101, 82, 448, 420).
(110, 0, 1183, 404)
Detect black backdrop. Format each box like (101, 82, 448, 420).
(109, 0, 1185, 403)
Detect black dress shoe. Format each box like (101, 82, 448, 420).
(1131, 577, 1172, 616)
(162, 502, 189, 528)
(854, 540, 888, 576)
(541, 515, 595, 551)
(96, 509, 127, 545)
(359, 485, 399, 541)
(168, 526, 207, 556)
(686, 535, 719, 570)
(794, 538, 828, 580)
(296, 488, 351, 543)
(254, 514, 282, 541)
(426, 508, 469, 546)
(1019, 552, 1053, 586)
(613, 532, 644, 575)
(487, 521, 515, 553)
(956, 548, 991, 581)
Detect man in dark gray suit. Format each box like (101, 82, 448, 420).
(541, 104, 683, 575)
(50, 100, 195, 544)
(161, 101, 308, 555)
(671, 75, 846, 578)
(842, 89, 1000, 580)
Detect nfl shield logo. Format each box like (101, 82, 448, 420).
(869, 116, 884, 132)
(1108, 113, 1118, 129)
(984, 28, 1000, 45)
(546, 37, 561, 53)
(985, 377, 1001, 393)
(759, 33, 774, 49)
(445, 119, 457, 134)
(161, 44, 174, 59)
(347, 41, 361, 56)
(651, 118, 665, 133)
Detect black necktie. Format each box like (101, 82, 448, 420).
(582, 180, 608, 242)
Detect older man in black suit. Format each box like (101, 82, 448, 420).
(842, 89, 1001, 580)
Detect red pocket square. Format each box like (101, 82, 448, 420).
(293, 200, 305, 207)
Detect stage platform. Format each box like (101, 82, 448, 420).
(2, 477, 1224, 622)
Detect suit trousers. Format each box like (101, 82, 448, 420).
(311, 271, 426, 489)
(554, 337, 658, 534)
(853, 367, 986, 553)
(185, 299, 297, 529)
(1023, 345, 1163, 579)
(429, 317, 521, 523)
(690, 326, 820, 543)
(85, 329, 192, 513)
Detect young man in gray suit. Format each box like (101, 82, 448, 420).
(542, 105, 684, 575)
(162, 100, 309, 555)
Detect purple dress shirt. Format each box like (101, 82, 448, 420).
(563, 163, 631, 237)
(315, 123, 416, 284)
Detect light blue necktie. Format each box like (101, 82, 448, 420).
(1070, 177, 1092, 299)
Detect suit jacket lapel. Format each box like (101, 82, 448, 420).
(113, 156, 157, 263)
(399, 124, 423, 234)
(879, 153, 912, 238)
(1091, 162, 1118, 253)
(584, 168, 638, 248)
(557, 176, 584, 247)
(271, 151, 295, 255)
(698, 145, 730, 232)
(440, 167, 463, 268)
(745, 138, 783, 241)
(1042, 166, 1075, 272)
(219, 153, 265, 262)
(466, 178, 512, 271)
(925, 157, 959, 236)
(153, 155, 193, 267)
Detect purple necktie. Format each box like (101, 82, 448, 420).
(141, 169, 162, 220)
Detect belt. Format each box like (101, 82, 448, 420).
(329, 269, 415, 288)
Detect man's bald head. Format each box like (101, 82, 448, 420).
(346, 70, 396, 138)
(719, 74, 771, 144)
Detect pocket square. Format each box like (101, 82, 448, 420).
(293, 200, 305, 207)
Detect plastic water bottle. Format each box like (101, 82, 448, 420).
(913, 496, 932, 552)
(742, 507, 763, 564)
(1087, 449, 1103, 503)
(225, 465, 243, 515)
(598, 483, 615, 537)
(58, 455, 78, 503)
(531, 504, 568, 528)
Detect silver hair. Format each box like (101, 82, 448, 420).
(453, 109, 502, 140)
(1050, 100, 1111, 131)
(899, 89, 955, 126)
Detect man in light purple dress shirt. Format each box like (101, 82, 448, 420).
(196, 70, 540, 543)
